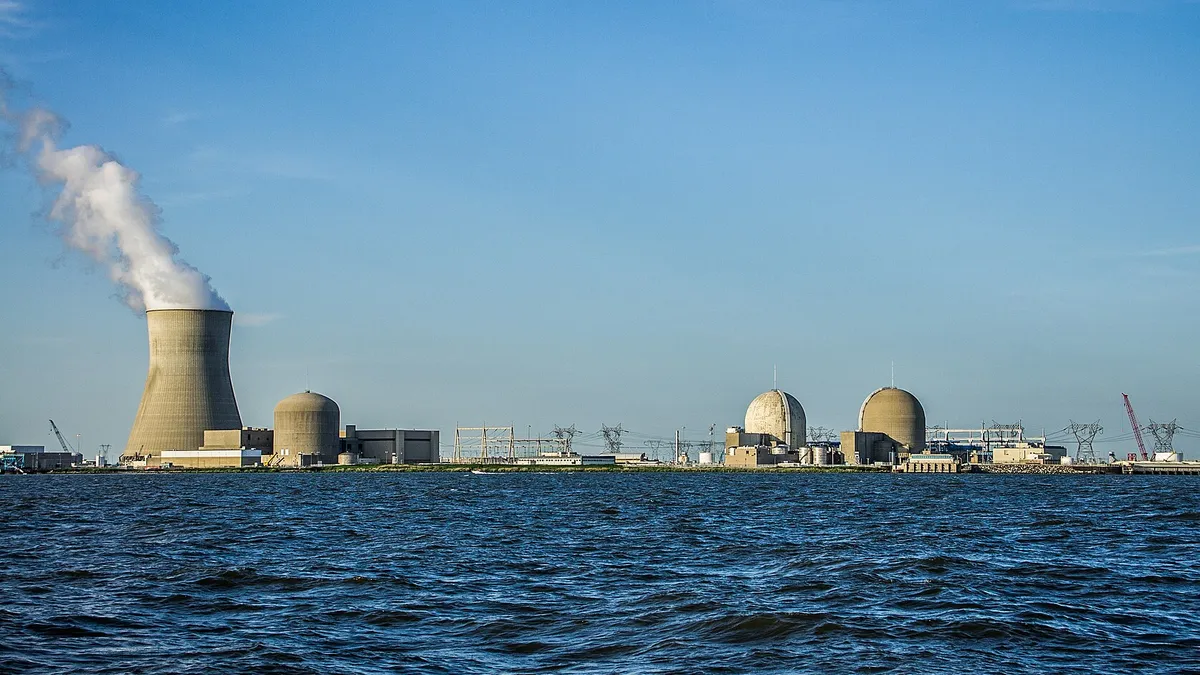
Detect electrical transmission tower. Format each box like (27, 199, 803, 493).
(808, 426, 836, 444)
(1067, 420, 1103, 464)
(644, 439, 671, 462)
(990, 421, 1024, 444)
(1147, 419, 1178, 456)
(600, 423, 624, 454)
(550, 424, 578, 453)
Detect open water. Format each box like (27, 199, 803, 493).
(1, 472, 1198, 674)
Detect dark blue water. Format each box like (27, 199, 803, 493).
(1, 473, 1198, 674)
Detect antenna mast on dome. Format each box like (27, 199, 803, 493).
(773, 364, 777, 391)
(890, 361, 894, 388)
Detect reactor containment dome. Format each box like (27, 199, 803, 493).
(124, 309, 242, 460)
(745, 389, 806, 447)
(274, 391, 341, 464)
(858, 387, 926, 452)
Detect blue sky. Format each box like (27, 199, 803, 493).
(2, 0, 1199, 459)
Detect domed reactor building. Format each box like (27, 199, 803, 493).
(725, 389, 808, 467)
(843, 387, 926, 464)
(274, 391, 341, 467)
(744, 389, 807, 448)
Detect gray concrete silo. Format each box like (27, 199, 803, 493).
(745, 389, 806, 447)
(124, 309, 242, 460)
(859, 387, 926, 452)
(274, 391, 340, 466)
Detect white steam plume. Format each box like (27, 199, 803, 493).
(1, 70, 229, 312)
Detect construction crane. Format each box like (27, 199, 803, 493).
(49, 419, 75, 454)
(1122, 394, 1149, 461)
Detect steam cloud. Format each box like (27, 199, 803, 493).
(1, 70, 229, 312)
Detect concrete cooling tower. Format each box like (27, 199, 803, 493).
(124, 309, 242, 459)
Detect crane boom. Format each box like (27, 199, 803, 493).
(1121, 394, 1148, 461)
(49, 419, 74, 454)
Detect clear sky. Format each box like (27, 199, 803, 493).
(2, 0, 1199, 460)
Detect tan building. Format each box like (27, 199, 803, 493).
(724, 427, 800, 467)
(160, 448, 262, 468)
(841, 430, 902, 465)
(725, 445, 801, 468)
(993, 442, 1068, 464)
(156, 427, 273, 468)
(898, 453, 960, 473)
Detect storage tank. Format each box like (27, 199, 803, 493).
(859, 387, 926, 452)
(124, 309, 242, 460)
(745, 389, 806, 447)
(699, 452, 714, 465)
(274, 391, 340, 465)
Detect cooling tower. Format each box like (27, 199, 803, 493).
(124, 309, 242, 459)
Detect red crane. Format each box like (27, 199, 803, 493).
(1122, 394, 1149, 461)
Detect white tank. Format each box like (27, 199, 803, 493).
(814, 447, 828, 465)
(699, 452, 714, 465)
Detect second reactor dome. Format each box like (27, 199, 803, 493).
(858, 387, 926, 452)
(745, 389, 806, 447)
(274, 391, 341, 463)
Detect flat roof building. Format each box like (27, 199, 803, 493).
(340, 426, 440, 464)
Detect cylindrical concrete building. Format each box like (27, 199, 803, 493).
(745, 389, 806, 447)
(274, 391, 340, 465)
(858, 387, 926, 452)
(124, 309, 242, 459)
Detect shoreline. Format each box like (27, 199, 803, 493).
(6, 463, 1135, 475)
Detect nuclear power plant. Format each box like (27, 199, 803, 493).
(726, 385, 933, 469)
(115, 310, 439, 470)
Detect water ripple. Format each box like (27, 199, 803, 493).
(1, 472, 1198, 673)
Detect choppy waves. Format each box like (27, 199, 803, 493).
(1, 473, 1198, 673)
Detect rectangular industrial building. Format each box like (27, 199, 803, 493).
(200, 428, 274, 453)
(1, 445, 82, 471)
(160, 448, 263, 468)
(841, 431, 901, 465)
(992, 442, 1068, 464)
(340, 426, 440, 464)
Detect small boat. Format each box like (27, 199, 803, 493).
(470, 469, 497, 475)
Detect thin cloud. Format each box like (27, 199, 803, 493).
(187, 145, 335, 182)
(0, 0, 39, 38)
(161, 110, 202, 127)
(235, 312, 283, 327)
(1014, 0, 1199, 11)
(1139, 245, 1200, 257)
